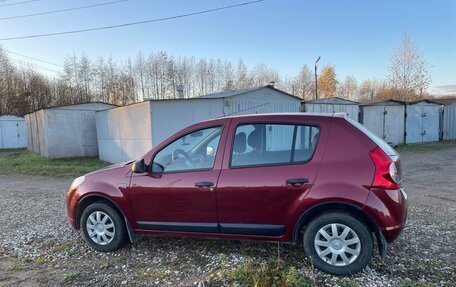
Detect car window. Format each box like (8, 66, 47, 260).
(231, 123, 320, 167)
(152, 126, 222, 173)
(294, 125, 320, 162)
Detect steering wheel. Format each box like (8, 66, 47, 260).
(172, 149, 193, 163)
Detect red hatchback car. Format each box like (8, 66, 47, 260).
(66, 113, 407, 275)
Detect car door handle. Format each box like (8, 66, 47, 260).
(195, 181, 214, 189)
(286, 178, 309, 187)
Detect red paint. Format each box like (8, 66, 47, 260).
(66, 114, 407, 245)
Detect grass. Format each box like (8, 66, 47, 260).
(220, 258, 311, 287)
(0, 149, 109, 178)
(395, 140, 456, 154)
(63, 272, 78, 282)
(401, 279, 436, 287)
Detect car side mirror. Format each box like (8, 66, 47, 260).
(132, 159, 147, 173)
(206, 146, 215, 156)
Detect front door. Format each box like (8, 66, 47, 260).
(216, 118, 326, 236)
(129, 125, 225, 233)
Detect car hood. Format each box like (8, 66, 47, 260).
(85, 160, 135, 177)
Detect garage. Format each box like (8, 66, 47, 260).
(301, 97, 360, 121)
(96, 85, 301, 163)
(360, 100, 406, 146)
(0, 115, 27, 149)
(24, 102, 116, 158)
(405, 100, 441, 144)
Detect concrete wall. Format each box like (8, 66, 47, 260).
(0, 115, 27, 149)
(96, 102, 153, 163)
(25, 103, 115, 158)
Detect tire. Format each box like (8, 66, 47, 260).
(80, 202, 128, 252)
(303, 212, 373, 275)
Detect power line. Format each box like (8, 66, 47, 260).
(0, 0, 39, 8)
(0, 0, 264, 41)
(5, 50, 62, 67)
(8, 58, 60, 73)
(0, 0, 128, 21)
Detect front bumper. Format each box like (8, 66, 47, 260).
(66, 187, 79, 229)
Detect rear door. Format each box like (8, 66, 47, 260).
(215, 116, 329, 236)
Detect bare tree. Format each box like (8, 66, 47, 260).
(250, 63, 279, 87)
(291, 64, 314, 99)
(235, 59, 250, 88)
(339, 75, 358, 100)
(78, 53, 92, 102)
(134, 51, 147, 101)
(388, 33, 431, 100)
(357, 78, 389, 101)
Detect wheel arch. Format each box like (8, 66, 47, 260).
(293, 201, 387, 257)
(76, 194, 137, 243)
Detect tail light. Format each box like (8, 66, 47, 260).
(369, 146, 400, 190)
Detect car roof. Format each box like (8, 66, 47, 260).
(194, 112, 348, 126)
(220, 112, 347, 120)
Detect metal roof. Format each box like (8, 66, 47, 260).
(302, 97, 360, 105)
(360, 99, 406, 106)
(432, 97, 456, 106)
(407, 99, 441, 105)
(26, 102, 118, 115)
(197, 85, 301, 100)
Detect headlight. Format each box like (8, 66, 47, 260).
(70, 176, 85, 190)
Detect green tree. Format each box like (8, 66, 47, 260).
(318, 65, 337, 98)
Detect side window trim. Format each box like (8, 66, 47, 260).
(290, 125, 298, 163)
(150, 125, 223, 174)
(228, 122, 320, 169)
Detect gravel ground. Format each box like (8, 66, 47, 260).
(0, 144, 455, 287)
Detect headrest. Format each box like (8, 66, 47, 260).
(311, 133, 320, 149)
(247, 128, 262, 150)
(233, 132, 246, 153)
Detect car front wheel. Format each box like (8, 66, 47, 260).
(80, 202, 127, 252)
(303, 212, 373, 275)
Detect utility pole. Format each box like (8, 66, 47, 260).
(314, 56, 321, 99)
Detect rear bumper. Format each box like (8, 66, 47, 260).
(363, 187, 408, 242)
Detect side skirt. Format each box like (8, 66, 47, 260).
(136, 221, 285, 236)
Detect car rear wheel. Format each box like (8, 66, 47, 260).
(80, 202, 127, 252)
(303, 212, 373, 275)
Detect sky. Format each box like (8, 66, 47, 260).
(0, 0, 455, 95)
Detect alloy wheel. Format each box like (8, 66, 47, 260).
(86, 211, 116, 245)
(314, 223, 361, 266)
